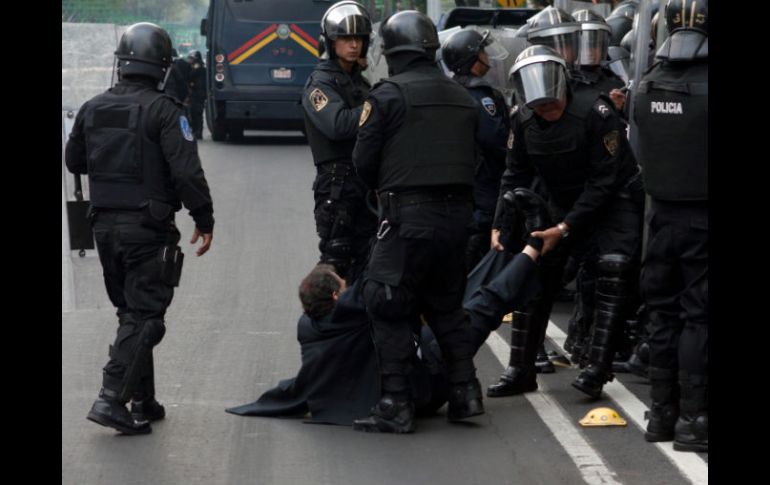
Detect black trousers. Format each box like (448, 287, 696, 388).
(189, 97, 205, 137)
(641, 200, 708, 374)
(313, 163, 378, 283)
(529, 192, 644, 358)
(92, 210, 180, 399)
(364, 196, 476, 394)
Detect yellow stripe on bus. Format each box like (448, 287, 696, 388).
(290, 32, 319, 58)
(231, 32, 279, 65)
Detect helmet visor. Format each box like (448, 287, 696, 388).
(606, 57, 629, 84)
(480, 31, 509, 62)
(513, 61, 567, 108)
(578, 29, 610, 66)
(530, 31, 579, 65)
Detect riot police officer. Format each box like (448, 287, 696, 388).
(302, 0, 377, 283)
(187, 50, 207, 139)
(441, 28, 510, 271)
(351, 10, 484, 433)
(487, 45, 643, 400)
(165, 48, 192, 105)
(574, 9, 627, 108)
(606, 0, 639, 47)
(564, 9, 639, 369)
(65, 23, 214, 435)
(634, 0, 708, 453)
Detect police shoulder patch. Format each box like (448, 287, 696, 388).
(359, 100, 372, 127)
(603, 130, 620, 156)
(593, 100, 612, 119)
(309, 88, 329, 112)
(481, 97, 497, 117)
(179, 115, 195, 142)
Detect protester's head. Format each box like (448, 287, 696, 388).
(298, 264, 347, 319)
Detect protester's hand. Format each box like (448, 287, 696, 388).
(609, 88, 626, 112)
(530, 226, 562, 255)
(491, 229, 504, 252)
(191, 228, 213, 256)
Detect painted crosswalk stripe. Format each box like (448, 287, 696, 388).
(545, 323, 708, 485)
(487, 331, 622, 485)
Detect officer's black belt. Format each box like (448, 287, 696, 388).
(382, 189, 473, 207)
(318, 161, 354, 173)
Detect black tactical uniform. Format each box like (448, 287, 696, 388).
(166, 54, 192, 105)
(565, 9, 639, 369)
(441, 28, 511, 271)
(351, 11, 484, 434)
(523, 5, 627, 374)
(65, 23, 214, 435)
(488, 45, 643, 400)
(302, 1, 377, 283)
(187, 51, 207, 139)
(634, 0, 708, 453)
(460, 76, 510, 270)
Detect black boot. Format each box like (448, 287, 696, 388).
(564, 307, 581, 354)
(572, 254, 630, 399)
(487, 311, 538, 397)
(674, 372, 708, 452)
(353, 394, 416, 434)
(87, 388, 151, 435)
(535, 344, 555, 374)
(447, 378, 485, 422)
(644, 367, 679, 442)
(131, 397, 166, 422)
(131, 352, 165, 422)
(626, 340, 650, 379)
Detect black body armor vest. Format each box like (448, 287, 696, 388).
(84, 89, 178, 209)
(635, 61, 707, 201)
(378, 67, 478, 192)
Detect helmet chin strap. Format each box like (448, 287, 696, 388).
(157, 66, 172, 91)
(111, 56, 119, 87)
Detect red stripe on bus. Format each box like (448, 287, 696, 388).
(290, 24, 318, 48)
(227, 24, 278, 61)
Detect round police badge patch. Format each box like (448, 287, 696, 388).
(481, 97, 497, 116)
(180, 116, 195, 142)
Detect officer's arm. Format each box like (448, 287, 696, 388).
(492, 113, 533, 230)
(352, 94, 386, 191)
(475, 90, 510, 160)
(154, 99, 214, 234)
(302, 78, 363, 141)
(562, 102, 630, 233)
(64, 107, 88, 175)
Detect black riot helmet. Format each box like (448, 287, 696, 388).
(656, 0, 707, 61)
(574, 9, 612, 67)
(381, 10, 440, 58)
(320, 1, 372, 59)
(509, 45, 568, 108)
(115, 22, 173, 84)
(606, 0, 638, 46)
(187, 50, 203, 64)
(441, 29, 509, 75)
(526, 7, 581, 67)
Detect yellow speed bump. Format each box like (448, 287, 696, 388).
(579, 407, 627, 427)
